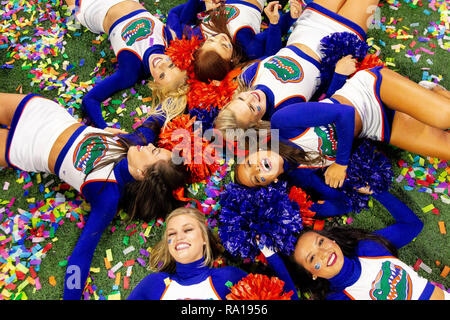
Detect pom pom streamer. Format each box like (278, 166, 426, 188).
(218, 182, 303, 260)
(342, 140, 394, 213)
(319, 32, 371, 90)
(158, 114, 220, 183)
(226, 273, 293, 300)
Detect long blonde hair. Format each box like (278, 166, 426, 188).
(147, 80, 190, 127)
(148, 207, 218, 273)
(213, 70, 263, 141)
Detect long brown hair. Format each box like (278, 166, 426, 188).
(194, 5, 246, 82)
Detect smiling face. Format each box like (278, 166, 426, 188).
(166, 214, 206, 264)
(227, 89, 267, 128)
(293, 231, 345, 280)
(201, 33, 233, 61)
(149, 54, 187, 89)
(127, 143, 172, 179)
(235, 149, 284, 187)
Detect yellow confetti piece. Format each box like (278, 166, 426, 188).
(107, 292, 121, 300)
(164, 277, 171, 286)
(421, 204, 435, 213)
(106, 249, 113, 262)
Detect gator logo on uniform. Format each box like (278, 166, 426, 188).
(121, 17, 154, 46)
(203, 5, 240, 23)
(73, 135, 108, 175)
(314, 124, 337, 160)
(369, 261, 412, 300)
(264, 56, 304, 83)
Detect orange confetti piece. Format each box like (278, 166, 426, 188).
(104, 257, 111, 269)
(440, 266, 450, 278)
(49, 276, 56, 287)
(438, 221, 446, 234)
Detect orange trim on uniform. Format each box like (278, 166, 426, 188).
(208, 276, 222, 300)
(365, 69, 385, 141)
(80, 179, 117, 194)
(159, 279, 172, 300)
(343, 290, 356, 300)
(305, 7, 364, 41)
(274, 95, 306, 109)
(289, 128, 311, 142)
(359, 255, 397, 260)
(250, 61, 264, 88)
(232, 26, 255, 43)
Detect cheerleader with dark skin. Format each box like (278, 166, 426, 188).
(289, 190, 449, 300)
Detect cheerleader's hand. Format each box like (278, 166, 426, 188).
(103, 127, 129, 135)
(324, 162, 347, 188)
(264, 1, 282, 25)
(355, 185, 373, 195)
(289, 0, 303, 19)
(256, 236, 276, 258)
(335, 55, 357, 76)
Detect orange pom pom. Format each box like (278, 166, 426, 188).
(187, 68, 242, 111)
(165, 36, 203, 73)
(226, 274, 293, 300)
(288, 186, 317, 227)
(158, 114, 220, 183)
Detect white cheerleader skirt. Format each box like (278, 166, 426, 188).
(287, 2, 367, 60)
(73, 0, 139, 34)
(324, 66, 395, 143)
(5, 94, 79, 173)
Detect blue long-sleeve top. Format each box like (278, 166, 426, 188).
(270, 101, 359, 217)
(127, 253, 299, 300)
(166, 0, 296, 59)
(325, 191, 431, 300)
(271, 101, 356, 167)
(63, 114, 163, 300)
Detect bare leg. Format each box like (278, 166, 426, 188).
(0, 93, 26, 126)
(380, 68, 450, 130)
(313, 0, 347, 13)
(390, 112, 450, 161)
(336, 0, 379, 33)
(0, 129, 9, 167)
(431, 86, 450, 100)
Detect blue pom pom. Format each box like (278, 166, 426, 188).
(189, 106, 219, 132)
(342, 140, 394, 212)
(319, 32, 370, 91)
(218, 181, 303, 260)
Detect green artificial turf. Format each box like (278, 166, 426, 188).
(0, 0, 448, 300)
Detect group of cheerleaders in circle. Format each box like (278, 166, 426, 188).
(0, 0, 449, 300)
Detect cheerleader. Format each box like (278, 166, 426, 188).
(166, 0, 302, 82)
(127, 207, 298, 299)
(291, 191, 449, 300)
(214, 0, 379, 136)
(0, 93, 189, 299)
(65, 0, 188, 129)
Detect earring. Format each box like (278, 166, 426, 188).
(274, 179, 278, 183)
(312, 275, 317, 281)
